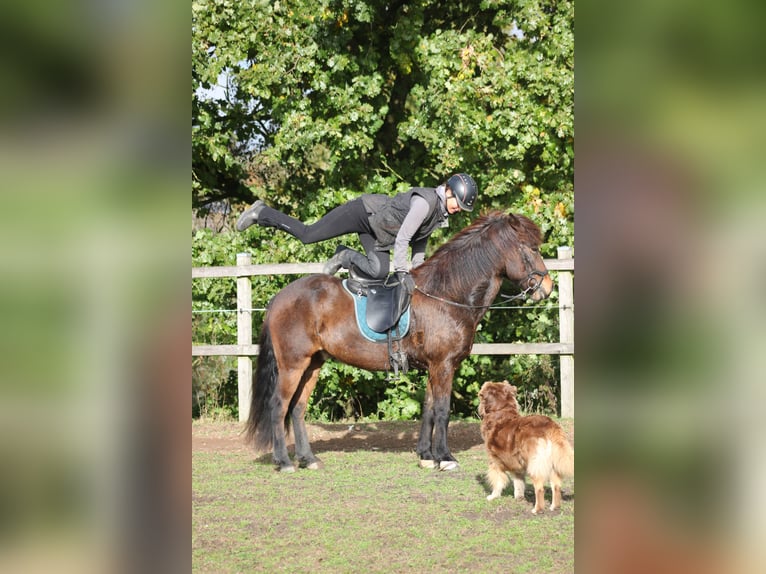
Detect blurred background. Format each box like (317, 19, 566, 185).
(0, 0, 764, 573)
(0, 0, 188, 572)
(576, 1, 766, 573)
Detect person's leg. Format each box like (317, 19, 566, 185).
(352, 233, 389, 279)
(255, 198, 369, 244)
(322, 233, 389, 279)
(241, 196, 390, 278)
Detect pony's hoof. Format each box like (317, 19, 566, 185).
(439, 460, 459, 471)
(302, 460, 324, 470)
(277, 465, 296, 473)
(419, 459, 437, 469)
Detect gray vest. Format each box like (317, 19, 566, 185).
(361, 188, 446, 251)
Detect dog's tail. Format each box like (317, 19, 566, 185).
(551, 431, 574, 478)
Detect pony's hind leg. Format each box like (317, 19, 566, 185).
(270, 404, 294, 473)
(291, 405, 322, 469)
(271, 366, 311, 473)
(291, 355, 324, 470)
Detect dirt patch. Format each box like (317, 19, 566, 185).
(192, 418, 573, 455)
(192, 419, 484, 454)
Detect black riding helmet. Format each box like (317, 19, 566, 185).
(446, 173, 478, 212)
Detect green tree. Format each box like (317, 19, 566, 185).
(192, 0, 573, 241)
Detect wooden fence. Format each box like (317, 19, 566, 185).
(193, 246, 574, 420)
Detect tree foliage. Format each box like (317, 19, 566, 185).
(192, 0, 573, 418)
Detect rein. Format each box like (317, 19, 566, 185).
(415, 270, 549, 310)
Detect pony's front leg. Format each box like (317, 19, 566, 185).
(416, 389, 436, 467)
(431, 392, 458, 471)
(417, 373, 458, 471)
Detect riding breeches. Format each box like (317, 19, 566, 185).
(256, 197, 390, 279)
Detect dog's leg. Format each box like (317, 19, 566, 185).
(549, 470, 562, 511)
(486, 461, 509, 501)
(512, 473, 526, 500)
(530, 475, 546, 514)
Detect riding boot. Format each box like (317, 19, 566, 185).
(322, 245, 352, 275)
(236, 200, 266, 231)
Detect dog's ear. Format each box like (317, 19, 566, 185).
(480, 384, 496, 409)
(478, 382, 490, 404)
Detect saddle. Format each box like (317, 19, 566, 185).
(343, 267, 412, 376)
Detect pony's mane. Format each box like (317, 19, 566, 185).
(416, 211, 543, 296)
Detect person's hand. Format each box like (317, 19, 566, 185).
(395, 271, 415, 294)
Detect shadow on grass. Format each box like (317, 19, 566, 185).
(474, 473, 576, 504)
(247, 420, 484, 467)
(306, 420, 483, 453)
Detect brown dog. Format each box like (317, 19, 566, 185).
(478, 381, 574, 514)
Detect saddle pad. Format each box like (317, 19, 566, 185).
(342, 280, 411, 343)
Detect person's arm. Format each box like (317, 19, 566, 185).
(392, 195, 429, 272)
(410, 237, 427, 268)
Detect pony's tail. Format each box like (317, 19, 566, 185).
(552, 431, 575, 479)
(244, 322, 281, 452)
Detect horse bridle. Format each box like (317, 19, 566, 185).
(415, 262, 549, 309)
(500, 269, 549, 302)
(504, 245, 550, 301)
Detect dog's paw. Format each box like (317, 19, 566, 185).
(487, 493, 500, 501)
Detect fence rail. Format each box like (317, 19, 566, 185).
(191, 342, 575, 357)
(193, 247, 574, 419)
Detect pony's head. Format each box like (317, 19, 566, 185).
(421, 211, 553, 301)
(500, 212, 554, 301)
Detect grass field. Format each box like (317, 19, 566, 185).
(192, 419, 574, 573)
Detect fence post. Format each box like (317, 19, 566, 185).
(557, 246, 574, 418)
(236, 253, 252, 422)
